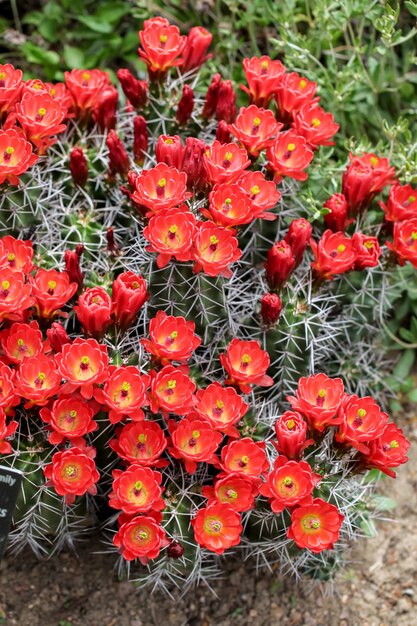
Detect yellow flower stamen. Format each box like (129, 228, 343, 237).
(47, 280, 57, 290)
(210, 235, 219, 245)
(167, 379, 176, 389)
(250, 185, 260, 195)
(241, 353, 252, 364)
(5, 146, 14, 155)
(337, 244, 346, 253)
(1, 280, 10, 290)
(157, 178, 166, 187)
(286, 419, 295, 430)
(224, 152, 233, 161)
(216, 399, 224, 409)
(192, 430, 200, 439)
(311, 117, 321, 127)
(287, 143, 296, 152)
(253, 117, 261, 127)
(357, 408, 367, 418)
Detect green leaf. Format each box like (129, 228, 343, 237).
(20, 43, 60, 67)
(63, 45, 85, 69)
(77, 16, 113, 34)
(360, 517, 377, 538)
(405, 1, 417, 17)
(371, 495, 397, 511)
(393, 349, 415, 379)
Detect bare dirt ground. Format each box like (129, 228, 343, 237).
(1, 421, 416, 626)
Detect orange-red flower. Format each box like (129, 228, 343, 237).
(29, 269, 77, 320)
(202, 474, 258, 511)
(0, 128, 38, 186)
(74, 287, 112, 339)
(323, 193, 352, 232)
(143, 208, 196, 268)
(259, 457, 320, 513)
(0, 408, 18, 455)
(284, 218, 313, 266)
(274, 72, 318, 123)
(114, 512, 168, 563)
(220, 338, 273, 393)
(0, 268, 34, 321)
(141, 311, 201, 364)
(292, 104, 339, 148)
(203, 182, 254, 228)
(274, 411, 312, 459)
(0, 64, 23, 115)
(287, 373, 344, 432)
(15, 354, 61, 408)
(181, 26, 213, 72)
(109, 466, 165, 514)
(110, 420, 168, 467)
(128, 163, 190, 214)
(192, 502, 242, 554)
(287, 498, 344, 553)
(335, 394, 388, 454)
(219, 437, 269, 479)
(310, 230, 356, 281)
(24, 79, 72, 112)
(94, 365, 149, 424)
(379, 183, 417, 222)
(40, 395, 97, 445)
(0, 320, 44, 364)
(352, 233, 381, 270)
(203, 140, 250, 185)
(264, 240, 295, 290)
(192, 221, 242, 278)
(237, 171, 281, 220)
(149, 365, 196, 415)
(111, 271, 149, 331)
(44, 447, 99, 505)
(138, 18, 186, 77)
(266, 130, 314, 184)
(364, 423, 410, 478)
(15, 92, 67, 150)
(241, 56, 286, 107)
(64, 69, 110, 118)
(228, 105, 282, 157)
(342, 153, 396, 213)
(56, 337, 109, 399)
(0, 235, 34, 275)
(169, 417, 222, 473)
(386, 218, 417, 269)
(192, 382, 248, 437)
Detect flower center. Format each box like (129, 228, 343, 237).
(250, 185, 260, 196)
(34, 372, 46, 386)
(311, 117, 321, 127)
(370, 156, 379, 167)
(286, 419, 295, 429)
(137, 433, 147, 444)
(239, 455, 249, 467)
(283, 476, 293, 488)
(47, 280, 57, 294)
(241, 353, 251, 367)
(164, 138, 173, 144)
(299, 79, 307, 89)
(364, 241, 374, 249)
(80, 356, 90, 370)
(226, 489, 238, 499)
(65, 465, 77, 478)
(168, 224, 178, 239)
(210, 520, 222, 532)
(390, 439, 399, 449)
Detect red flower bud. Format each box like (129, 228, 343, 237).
(260, 293, 282, 326)
(116, 69, 148, 109)
(74, 286, 113, 339)
(167, 540, 184, 559)
(106, 227, 118, 254)
(323, 193, 351, 232)
(216, 120, 232, 144)
(106, 130, 130, 179)
(64, 249, 83, 290)
(352, 233, 381, 270)
(133, 115, 148, 166)
(216, 80, 236, 124)
(342, 153, 396, 213)
(155, 135, 184, 169)
(202, 73, 221, 119)
(92, 86, 118, 131)
(181, 137, 207, 190)
(112, 271, 149, 331)
(284, 218, 313, 266)
(181, 27, 213, 72)
(176, 84, 194, 125)
(273, 411, 311, 459)
(264, 240, 295, 290)
(69, 147, 88, 187)
(46, 322, 71, 353)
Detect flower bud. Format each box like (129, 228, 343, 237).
(176, 84, 194, 125)
(155, 135, 184, 169)
(64, 249, 83, 290)
(216, 80, 236, 124)
(274, 411, 310, 459)
(92, 86, 118, 131)
(215, 120, 231, 144)
(202, 73, 221, 119)
(106, 227, 119, 254)
(46, 322, 71, 353)
(284, 218, 313, 266)
(69, 147, 88, 187)
(260, 293, 282, 326)
(167, 540, 184, 559)
(264, 240, 295, 290)
(181, 27, 213, 72)
(112, 271, 149, 331)
(106, 129, 130, 179)
(323, 193, 351, 232)
(133, 115, 148, 166)
(116, 69, 148, 109)
(181, 137, 207, 191)
(74, 287, 113, 339)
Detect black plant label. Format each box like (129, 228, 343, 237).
(0, 466, 23, 560)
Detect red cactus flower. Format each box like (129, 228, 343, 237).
(74, 287, 112, 339)
(241, 56, 286, 108)
(94, 365, 149, 424)
(141, 310, 201, 364)
(0, 268, 34, 321)
(220, 338, 273, 393)
(0, 235, 34, 275)
(192, 382, 248, 437)
(273, 411, 312, 460)
(342, 153, 396, 213)
(266, 130, 314, 184)
(0, 409, 18, 455)
(46, 322, 71, 353)
(181, 137, 208, 190)
(202, 474, 258, 511)
(0, 128, 38, 186)
(310, 230, 356, 281)
(287, 498, 344, 553)
(44, 447, 99, 505)
(169, 417, 222, 473)
(192, 221, 242, 278)
(215, 80, 237, 124)
(203, 182, 254, 228)
(29, 269, 77, 320)
(323, 193, 352, 232)
(0, 64, 23, 115)
(335, 394, 389, 454)
(138, 18, 186, 78)
(260, 293, 283, 327)
(64, 68, 110, 118)
(259, 457, 321, 513)
(364, 423, 410, 478)
(176, 84, 194, 125)
(149, 365, 196, 415)
(116, 69, 148, 109)
(69, 147, 88, 187)
(284, 218, 313, 266)
(40, 395, 97, 445)
(292, 104, 339, 148)
(275, 72, 318, 123)
(155, 135, 184, 168)
(287, 373, 344, 432)
(181, 26, 213, 72)
(386, 218, 417, 269)
(192, 502, 242, 554)
(219, 437, 269, 479)
(237, 171, 281, 220)
(0, 320, 43, 364)
(109, 466, 165, 514)
(15, 354, 61, 408)
(128, 163, 190, 214)
(0, 365, 19, 412)
(143, 207, 196, 268)
(379, 183, 417, 222)
(114, 512, 168, 563)
(15, 92, 67, 149)
(352, 233, 381, 270)
(204, 140, 250, 185)
(112, 271, 149, 331)
(56, 337, 109, 399)
(229, 105, 282, 158)
(264, 240, 295, 290)
(109, 420, 168, 467)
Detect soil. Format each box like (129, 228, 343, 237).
(0, 423, 416, 626)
